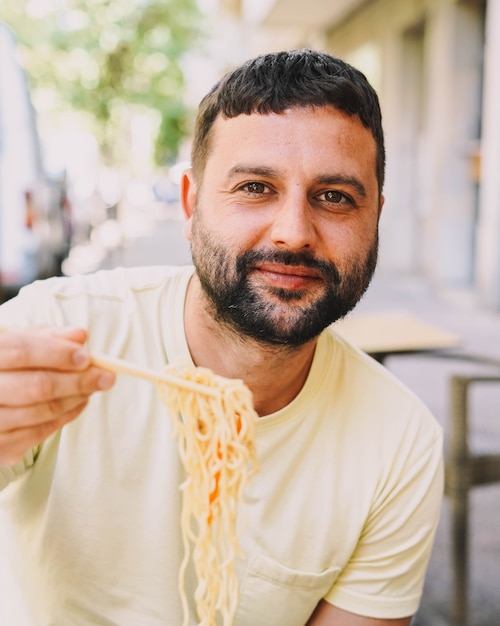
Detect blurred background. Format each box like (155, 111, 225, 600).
(1, 0, 500, 309)
(0, 1, 499, 625)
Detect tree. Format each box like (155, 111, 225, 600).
(0, 0, 205, 166)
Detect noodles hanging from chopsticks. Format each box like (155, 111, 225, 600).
(157, 362, 259, 626)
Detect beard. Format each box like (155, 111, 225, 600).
(190, 214, 378, 347)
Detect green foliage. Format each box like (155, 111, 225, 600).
(0, 0, 206, 165)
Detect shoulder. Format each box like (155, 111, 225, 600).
(0, 265, 195, 326)
(320, 327, 442, 456)
(43, 265, 194, 300)
(322, 326, 433, 410)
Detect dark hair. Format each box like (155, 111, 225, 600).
(191, 48, 385, 191)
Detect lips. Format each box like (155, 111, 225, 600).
(253, 263, 322, 290)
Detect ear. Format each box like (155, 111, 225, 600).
(180, 168, 197, 241)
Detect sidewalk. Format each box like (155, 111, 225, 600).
(358, 273, 500, 626)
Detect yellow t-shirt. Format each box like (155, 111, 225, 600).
(0, 265, 443, 625)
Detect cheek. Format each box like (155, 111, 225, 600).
(323, 219, 378, 261)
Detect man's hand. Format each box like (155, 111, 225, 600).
(0, 327, 115, 466)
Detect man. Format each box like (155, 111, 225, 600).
(0, 49, 442, 625)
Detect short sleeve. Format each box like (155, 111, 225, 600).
(0, 279, 65, 328)
(0, 448, 38, 490)
(325, 428, 444, 619)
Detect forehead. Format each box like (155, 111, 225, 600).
(207, 106, 378, 183)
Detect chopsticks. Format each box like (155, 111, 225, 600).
(0, 326, 219, 397)
(90, 353, 220, 397)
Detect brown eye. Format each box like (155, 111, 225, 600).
(324, 190, 344, 203)
(317, 190, 355, 208)
(245, 182, 266, 194)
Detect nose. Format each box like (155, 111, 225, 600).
(270, 193, 316, 251)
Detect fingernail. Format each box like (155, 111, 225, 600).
(72, 349, 89, 366)
(98, 372, 115, 390)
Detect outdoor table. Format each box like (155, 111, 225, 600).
(333, 310, 461, 363)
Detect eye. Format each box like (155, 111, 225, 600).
(240, 181, 268, 194)
(320, 190, 349, 204)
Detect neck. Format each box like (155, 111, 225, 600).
(183, 276, 318, 416)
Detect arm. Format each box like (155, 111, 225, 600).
(0, 327, 115, 468)
(307, 600, 411, 626)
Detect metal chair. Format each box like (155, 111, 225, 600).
(444, 374, 500, 626)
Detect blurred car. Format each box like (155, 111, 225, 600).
(0, 22, 71, 302)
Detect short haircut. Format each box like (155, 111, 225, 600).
(191, 48, 385, 192)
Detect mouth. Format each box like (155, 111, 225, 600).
(253, 263, 323, 290)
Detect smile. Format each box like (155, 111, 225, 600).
(253, 263, 323, 290)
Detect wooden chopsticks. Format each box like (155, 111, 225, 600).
(91, 353, 219, 397)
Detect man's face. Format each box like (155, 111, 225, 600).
(183, 106, 383, 347)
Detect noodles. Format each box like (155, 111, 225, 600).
(156, 362, 259, 626)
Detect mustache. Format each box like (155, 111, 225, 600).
(236, 249, 342, 285)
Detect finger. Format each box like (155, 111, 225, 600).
(0, 328, 91, 371)
(49, 327, 88, 344)
(0, 395, 91, 432)
(2, 326, 89, 345)
(0, 367, 115, 407)
(0, 401, 88, 466)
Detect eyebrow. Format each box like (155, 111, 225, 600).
(315, 175, 367, 198)
(225, 166, 368, 198)
(226, 165, 280, 180)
